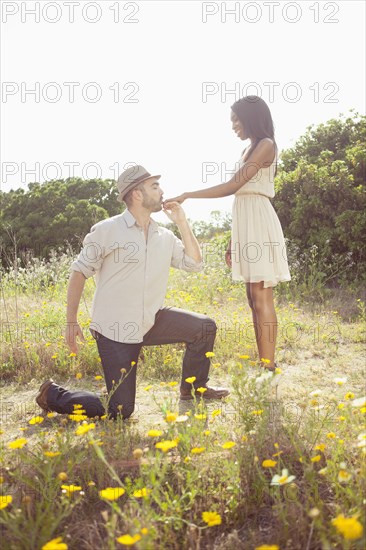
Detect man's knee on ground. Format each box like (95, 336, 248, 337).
(84, 402, 105, 418)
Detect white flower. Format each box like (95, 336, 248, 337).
(352, 396, 366, 407)
(309, 389, 322, 397)
(333, 377, 347, 385)
(255, 371, 273, 386)
(270, 468, 296, 486)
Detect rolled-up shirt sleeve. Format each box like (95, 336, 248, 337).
(70, 222, 110, 278)
(170, 235, 203, 272)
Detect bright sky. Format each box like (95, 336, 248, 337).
(1, 0, 365, 222)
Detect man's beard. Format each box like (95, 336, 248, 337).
(141, 193, 162, 212)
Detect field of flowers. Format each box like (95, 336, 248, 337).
(0, 251, 365, 549)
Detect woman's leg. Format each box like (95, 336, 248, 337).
(246, 282, 277, 370)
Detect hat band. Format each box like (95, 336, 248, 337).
(120, 171, 152, 196)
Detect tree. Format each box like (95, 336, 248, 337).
(273, 111, 366, 281)
(0, 178, 123, 264)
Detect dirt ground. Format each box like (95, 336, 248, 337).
(1, 340, 365, 445)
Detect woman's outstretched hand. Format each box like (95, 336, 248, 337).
(163, 192, 188, 205)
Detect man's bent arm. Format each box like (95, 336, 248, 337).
(176, 218, 202, 263)
(67, 270, 86, 321)
(65, 270, 86, 353)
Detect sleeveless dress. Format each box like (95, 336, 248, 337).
(231, 153, 291, 288)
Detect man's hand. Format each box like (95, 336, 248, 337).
(163, 192, 187, 205)
(225, 239, 232, 268)
(163, 201, 187, 225)
(65, 322, 85, 354)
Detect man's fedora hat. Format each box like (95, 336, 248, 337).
(117, 165, 161, 202)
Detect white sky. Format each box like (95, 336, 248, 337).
(1, 0, 365, 222)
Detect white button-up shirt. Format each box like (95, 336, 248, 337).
(71, 210, 203, 343)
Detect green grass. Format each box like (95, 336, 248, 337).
(0, 253, 365, 549)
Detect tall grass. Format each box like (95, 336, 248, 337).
(0, 246, 365, 549)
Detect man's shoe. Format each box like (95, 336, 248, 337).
(180, 386, 230, 401)
(36, 379, 54, 412)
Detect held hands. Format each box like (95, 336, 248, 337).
(163, 192, 188, 205)
(65, 322, 85, 354)
(163, 201, 187, 225)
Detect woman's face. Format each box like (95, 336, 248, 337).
(231, 110, 246, 140)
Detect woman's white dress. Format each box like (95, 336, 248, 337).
(231, 153, 291, 288)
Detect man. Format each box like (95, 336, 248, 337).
(36, 165, 229, 420)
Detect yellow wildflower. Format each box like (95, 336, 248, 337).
(327, 432, 336, 439)
(167, 381, 178, 387)
(205, 352, 215, 358)
(116, 534, 141, 546)
(155, 440, 178, 453)
(191, 447, 206, 454)
(262, 459, 277, 468)
(75, 423, 95, 436)
(61, 484, 82, 495)
(42, 537, 68, 550)
(331, 514, 363, 540)
(165, 412, 178, 423)
(8, 437, 28, 449)
(311, 455, 322, 463)
(344, 392, 355, 400)
(196, 387, 207, 394)
(194, 414, 206, 420)
(68, 414, 88, 422)
(211, 409, 221, 417)
(251, 410, 264, 416)
(69, 352, 77, 357)
(75, 373, 82, 379)
(202, 511, 221, 526)
(133, 488, 151, 498)
(99, 487, 125, 500)
(255, 546, 280, 550)
(147, 430, 163, 437)
(144, 385, 153, 391)
(57, 472, 68, 481)
(185, 376, 196, 384)
(222, 441, 236, 450)
(0, 496, 12, 510)
(94, 375, 103, 381)
(28, 416, 44, 425)
(314, 444, 326, 451)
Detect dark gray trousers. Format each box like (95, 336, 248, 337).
(47, 307, 217, 419)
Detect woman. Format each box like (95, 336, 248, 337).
(165, 95, 291, 371)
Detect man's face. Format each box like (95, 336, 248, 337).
(140, 178, 164, 212)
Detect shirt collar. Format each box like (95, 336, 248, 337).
(123, 209, 159, 233)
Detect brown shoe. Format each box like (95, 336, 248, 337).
(180, 386, 230, 401)
(36, 379, 54, 412)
